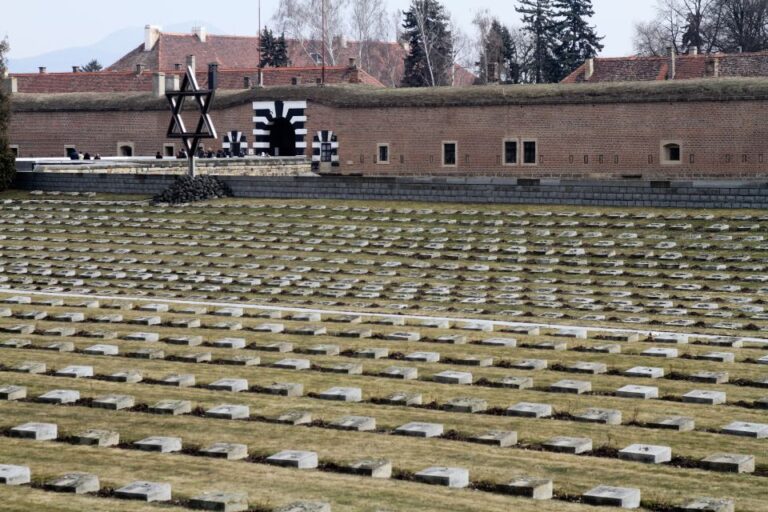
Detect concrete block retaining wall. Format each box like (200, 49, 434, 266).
(13, 172, 768, 209)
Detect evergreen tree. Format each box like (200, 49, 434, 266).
(260, 29, 290, 68)
(273, 33, 290, 67)
(477, 20, 519, 84)
(259, 28, 276, 68)
(401, 0, 454, 87)
(81, 59, 103, 72)
(516, 0, 558, 83)
(0, 37, 15, 191)
(552, 0, 603, 81)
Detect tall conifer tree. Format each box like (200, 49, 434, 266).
(401, 0, 454, 87)
(552, 0, 604, 81)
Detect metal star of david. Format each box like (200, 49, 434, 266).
(166, 65, 217, 159)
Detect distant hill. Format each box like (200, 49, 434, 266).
(8, 22, 225, 73)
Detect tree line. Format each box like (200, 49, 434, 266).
(271, 0, 603, 86)
(634, 0, 768, 56)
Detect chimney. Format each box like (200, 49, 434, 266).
(1, 77, 17, 95)
(667, 46, 676, 80)
(186, 55, 196, 71)
(144, 25, 161, 51)
(689, 47, 698, 56)
(165, 74, 180, 91)
(192, 26, 207, 43)
(135, 64, 145, 75)
(340, 35, 348, 49)
(152, 72, 165, 97)
(737, 45, 743, 53)
(72, 66, 80, 73)
(714, 57, 721, 78)
(207, 63, 218, 90)
(291, 77, 300, 85)
(38, 66, 47, 74)
(584, 58, 595, 80)
(244, 76, 252, 89)
(348, 57, 357, 69)
(174, 63, 181, 71)
(487, 62, 499, 83)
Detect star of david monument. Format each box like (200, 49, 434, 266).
(166, 64, 217, 177)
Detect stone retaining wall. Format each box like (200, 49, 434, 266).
(13, 172, 768, 209)
(25, 157, 312, 177)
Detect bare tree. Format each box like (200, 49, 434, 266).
(718, 0, 768, 52)
(448, 15, 472, 85)
(273, 0, 348, 66)
(349, 0, 388, 70)
(473, 9, 493, 83)
(633, 19, 671, 55)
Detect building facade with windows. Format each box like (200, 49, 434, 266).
(7, 79, 768, 179)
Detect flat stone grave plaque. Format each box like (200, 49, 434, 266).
(115, 481, 172, 502)
(264, 382, 304, 397)
(266, 450, 318, 469)
(134, 436, 182, 453)
(550, 379, 591, 394)
(124, 332, 160, 343)
(189, 491, 249, 512)
(75, 429, 120, 447)
(444, 397, 488, 413)
(14, 361, 46, 374)
(338, 328, 373, 339)
(433, 371, 472, 385)
(543, 436, 592, 454)
(652, 333, 688, 344)
(677, 497, 734, 512)
(691, 371, 729, 384)
(209, 379, 249, 392)
(318, 387, 362, 402)
(616, 385, 659, 399)
(405, 351, 440, 363)
(511, 359, 548, 370)
(251, 323, 285, 334)
(161, 374, 195, 387)
(212, 338, 246, 350)
(166, 335, 204, 346)
(218, 355, 260, 366)
(274, 359, 311, 371)
(150, 400, 192, 415)
(624, 366, 664, 378)
(721, 421, 768, 438)
(1, 339, 31, 349)
(354, 348, 389, 359)
(10, 422, 57, 441)
(698, 352, 735, 363)
(201, 443, 249, 461)
(381, 392, 422, 406)
(42, 341, 75, 352)
(703, 453, 755, 473)
(38, 389, 80, 404)
(0, 464, 31, 485)
(642, 347, 678, 358)
(331, 415, 376, 431)
(648, 416, 695, 431)
(83, 344, 119, 356)
(261, 342, 294, 353)
(380, 366, 418, 380)
(619, 444, 671, 464)
(106, 370, 143, 383)
(683, 390, 726, 405)
(306, 345, 340, 356)
(276, 410, 312, 426)
(502, 477, 553, 500)
(385, 331, 421, 342)
(206, 404, 250, 420)
(470, 430, 518, 447)
(347, 459, 392, 479)
(507, 402, 552, 418)
(274, 501, 330, 512)
(574, 408, 622, 425)
(93, 394, 135, 410)
(415, 467, 469, 488)
(44, 472, 100, 494)
(55, 365, 93, 378)
(0, 385, 26, 401)
(566, 362, 608, 375)
(583, 486, 641, 509)
(394, 422, 443, 438)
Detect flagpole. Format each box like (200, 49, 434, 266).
(321, 0, 326, 85)
(258, 0, 262, 86)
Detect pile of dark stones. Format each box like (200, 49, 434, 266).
(152, 175, 233, 205)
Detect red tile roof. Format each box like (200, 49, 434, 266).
(563, 51, 768, 83)
(11, 66, 383, 94)
(107, 29, 474, 88)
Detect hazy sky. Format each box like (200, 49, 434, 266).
(4, 0, 658, 59)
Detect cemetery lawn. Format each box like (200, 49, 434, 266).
(0, 192, 766, 511)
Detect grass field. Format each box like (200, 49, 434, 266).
(0, 192, 766, 512)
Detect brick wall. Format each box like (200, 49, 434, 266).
(10, 96, 768, 179)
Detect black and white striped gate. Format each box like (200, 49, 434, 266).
(252, 100, 307, 156)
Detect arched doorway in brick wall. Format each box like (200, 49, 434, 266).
(269, 118, 297, 157)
